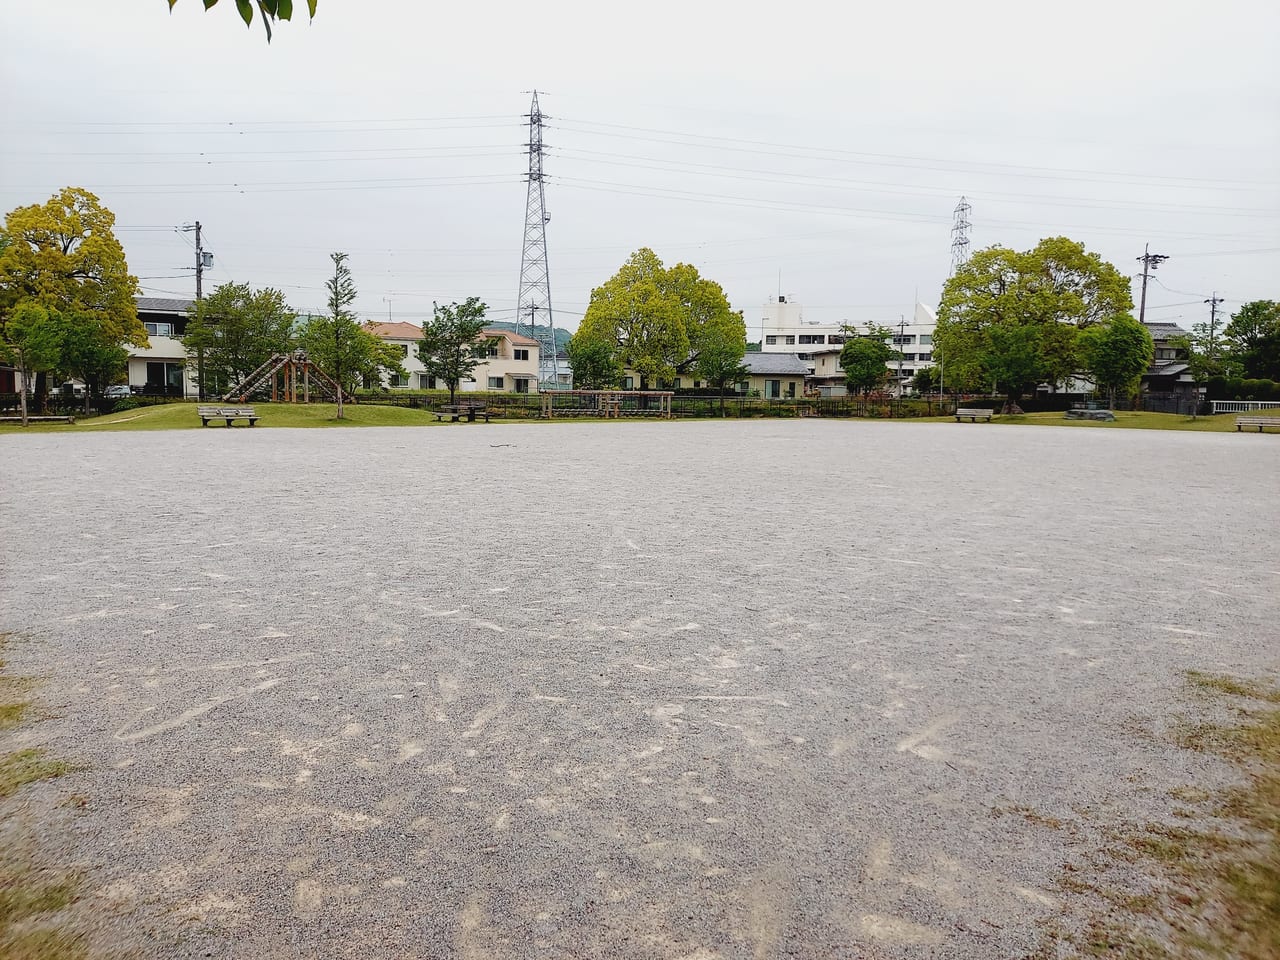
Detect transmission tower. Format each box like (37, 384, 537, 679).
(949, 197, 972, 275)
(515, 91, 560, 386)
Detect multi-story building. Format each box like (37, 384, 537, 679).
(757, 297, 938, 395)
(129, 297, 198, 397)
(363, 322, 542, 393)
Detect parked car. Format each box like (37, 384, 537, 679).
(105, 385, 132, 399)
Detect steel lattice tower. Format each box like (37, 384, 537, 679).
(516, 91, 560, 386)
(950, 196, 972, 275)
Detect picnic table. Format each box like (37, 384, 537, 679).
(435, 402, 492, 423)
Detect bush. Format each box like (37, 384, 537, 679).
(111, 397, 140, 412)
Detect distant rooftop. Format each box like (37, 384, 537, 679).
(136, 296, 194, 314)
(1143, 321, 1189, 341)
(742, 353, 812, 376)
(364, 321, 424, 340)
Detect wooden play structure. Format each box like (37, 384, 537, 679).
(222, 350, 351, 404)
(540, 389, 674, 419)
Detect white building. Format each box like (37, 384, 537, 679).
(757, 297, 938, 396)
(363, 322, 543, 393)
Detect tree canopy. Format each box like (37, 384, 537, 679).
(0, 187, 145, 350)
(417, 298, 491, 403)
(1078, 313, 1153, 408)
(572, 248, 744, 388)
(934, 237, 1132, 411)
(186, 283, 297, 396)
(170, 0, 317, 41)
(1224, 300, 1280, 381)
(565, 337, 621, 389)
(840, 331, 895, 396)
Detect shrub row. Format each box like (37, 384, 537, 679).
(1204, 376, 1280, 401)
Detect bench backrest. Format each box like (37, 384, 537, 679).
(224, 407, 256, 415)
(956, 408, 991, 415)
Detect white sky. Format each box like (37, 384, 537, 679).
(3, 0, 1277, 339)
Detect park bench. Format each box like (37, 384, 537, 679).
(1235, 416, 1280, 433)
(954, 407, 994, 423)
(0, 415, 76, 424)
(1064, 409, 1116, 421)
(434, 403, 492, 423)
(197, 405, 259, 427)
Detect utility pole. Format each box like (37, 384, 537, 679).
(1204, 291, 1225, 362)
(896, 316, 906, 397)
(1136, 243, 1169, 326)
(181, 221, 212, 398)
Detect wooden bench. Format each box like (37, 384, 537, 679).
(954, 407, 994, 422)
(198, 405, 259, 427)
(1236, 416, 1280, 433)
(434, 403, 492, 423)
(0, 415, 76, 425)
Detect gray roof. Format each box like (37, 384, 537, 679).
(136, 296, 195, 314)
(1146, 361, 1190, 378)
(742, 353, 812, 376)
(1143, 321, 1189, 342)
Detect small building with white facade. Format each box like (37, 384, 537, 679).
(363, 322, 542, 393)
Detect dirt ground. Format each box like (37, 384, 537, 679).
(1, 420, 1276, 959)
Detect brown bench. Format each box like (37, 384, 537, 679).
(434, 403, 492, 423)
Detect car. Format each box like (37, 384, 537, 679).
(105, 385, 132, 398)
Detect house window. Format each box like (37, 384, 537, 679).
(514, 348, 529, 361)
(784, 335, 795, 345)
(622, 376, 634, 389)
(1155, 348, 1177, 360)
(900, 353, 916, 362)
(388, 374, 408, 387)
(144, 321, 173, 337)
(892, 334, 915, 345)
(735, 381, 749, 394)
(145, 361, 184, 396)
(474, 345, 498, 359)
(488, 376, 504, 389)
(918, 353, 932, 362)
(672, 378, 681, 389)
(919, 334, 932, 345)
(418, 374, 436, 389)
(765, 335, 778, 345)
(514, 377, 531, 394)
(901, 369, 914, 378)
(766, 379, 781, 398)
(397, 344, 408, 357)
(799, 334, 824, 344)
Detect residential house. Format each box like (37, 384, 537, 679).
(739, 353, 808, 398)
(364, 322, 542, 393)
(1141, 321, 1198, 401)
(129, 297, 198, 397)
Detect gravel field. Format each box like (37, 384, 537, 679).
(1, 419, 1277, 959)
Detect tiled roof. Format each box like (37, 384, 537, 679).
(364, 321, 424, 340)
(136, 296, 195, 314)
(483, 328, 540, 347)
(1143, 322, 1189, 342)
(742, 353, 812, 375)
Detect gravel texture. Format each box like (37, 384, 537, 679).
(1, 419, 1277, 959)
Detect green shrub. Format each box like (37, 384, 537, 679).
(111, 397, 140, 412)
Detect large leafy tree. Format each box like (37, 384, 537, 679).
(186, 283, 297, 396)
(1078, 313, 1154, 409)
(694, 339, 750, 415)
(1224, 300, 1280, 381)
(573, 249, 743, 388)
(169, 0, 317, 41)
(417, 298, 491, 404)
(0, 188, 145, 406)
(0, 302, 62, 426)
(935, 237, 1132, 412)
(840, 332, 895, 396)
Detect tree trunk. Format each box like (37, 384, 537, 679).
(1001, 388, 1025, 415)
(449, 381, 457, 404)
(18, 366, 29, 427)
(35, 371, 47, 414)
(719, 384, 726, 417)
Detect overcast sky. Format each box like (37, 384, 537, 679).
(3, 0, 1277, 340)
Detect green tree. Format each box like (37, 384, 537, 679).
(840, 332, 895, 396)
(169, 0, 317, 41)
(694, 339, 750, 416)
(0, 302, 62, 426)
(1078, 313, 1154, 409)
(935, 238, 1133, 412)
(0, 188, 145, 407)
(1224, 300, 1280, 381)
(565, 337, 621, 389)
(59, 314, 129, 413)
(186, 282, 297, 396)
(911, 366, 940, 394)
(417, 298, 491, 403)
(296, 252, 368, 418)
(575, 249, 743, 388)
